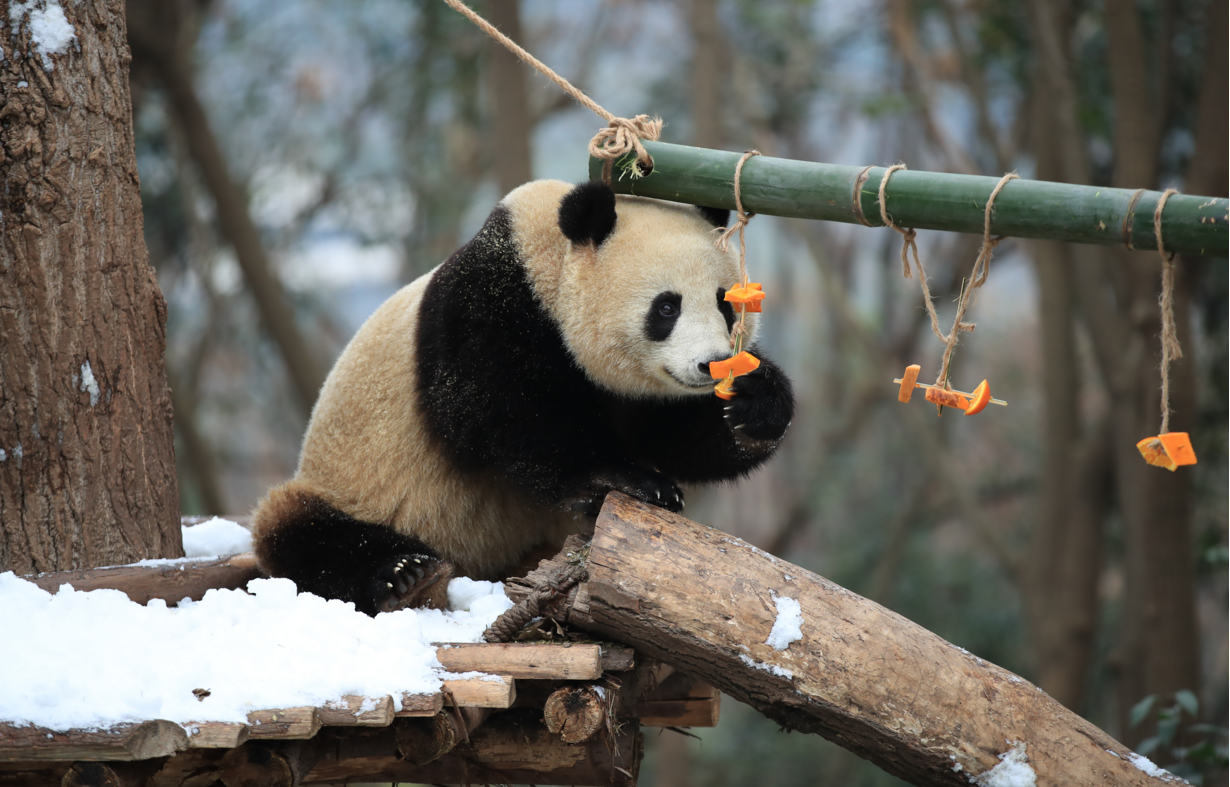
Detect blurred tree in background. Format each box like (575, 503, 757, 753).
(128, 0, 1227, 784)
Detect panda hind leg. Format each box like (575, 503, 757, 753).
(251, 481, 453, 616)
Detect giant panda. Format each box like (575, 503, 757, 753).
(251, 179, 795, 615)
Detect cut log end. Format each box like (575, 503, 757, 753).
(544, 685, 608, 744)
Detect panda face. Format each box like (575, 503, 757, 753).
(555, 194, 753, 399)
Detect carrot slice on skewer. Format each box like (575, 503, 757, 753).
(924, 386, 970, 411)
(898, 364, 921, 403)
(725, 283, 765, 313)
(1137, 432, 1197, 471)
(709, 351, 761, 380)
(964, 380, 992, 415)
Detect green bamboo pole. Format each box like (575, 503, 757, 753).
(588, 141, 1228, 258)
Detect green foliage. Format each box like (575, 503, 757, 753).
(1131, 691, 1229, 784)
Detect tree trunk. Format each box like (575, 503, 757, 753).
(484, 0, 532, 196)
(1104, 0, 1200, 741)
(689, 0, 723, 150)
(126, 0, 328, 419)
(0, 0, 181, 573)
(1020, 37, 1110, 712)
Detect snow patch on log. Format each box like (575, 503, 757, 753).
(765, 592, 803, 651)
(183, 518, 253, 558)
(738, 654, 793, 680)
(970, 742, 1036, 787)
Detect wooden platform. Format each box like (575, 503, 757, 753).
(0, 610, 718, 786)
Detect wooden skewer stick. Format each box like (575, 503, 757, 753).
(893, 378, 1008, 406)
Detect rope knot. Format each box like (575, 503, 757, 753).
(588, 114, 663, 175)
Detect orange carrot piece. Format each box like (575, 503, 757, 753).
(1137, 436, 1178, 471)
(1137, 432, 1197, 470)
(710, 351, 760, 380)
(1159, 433, 1197, 466)
(924, 386, 969, 411)
(964, 380, 992, 415)
(725, 284, 766, 313)
(898, 364, 921, 403)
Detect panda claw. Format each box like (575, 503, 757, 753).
(386, 582, 394, 589)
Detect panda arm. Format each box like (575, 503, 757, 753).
(618, 347, 794, 482)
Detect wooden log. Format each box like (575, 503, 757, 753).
(183, 721, 249, 749)
(543, 685, 607, 743)
(395, 692, 444, 717)
(561, 493, 1172, 787)
(435, 642, 604, 679)
(19, 553, 261, 606)
(637, 668, 721, 728)
(317, 695, 394, 727)
(300, 713, 641, 786)
(601, 644, 636, 671)
(0, 721, 187, 762)
(395, 707, 491, 765)
(245, 708, 320, 740)
(441, 675, 515, 708)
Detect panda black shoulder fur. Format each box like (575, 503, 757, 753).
(251, 180, 795, 615)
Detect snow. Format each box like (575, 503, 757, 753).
(738, 653, 793, 680)
(1126, 753, 1168, 778)
(8, 0, 77, 70)
(765, 593, 803, 651)
(182, 518, 253, 558)
(970, 742, 1036, 787)
(0, 571, 512, 732)
(79, 361, 99, 406)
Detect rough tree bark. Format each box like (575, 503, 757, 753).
(484, 0, 532, 196)
(0, 0, 181, 572)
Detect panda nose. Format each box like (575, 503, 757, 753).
(699, 355, 727, 375)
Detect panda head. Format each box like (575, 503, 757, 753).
(539, 180, 754, 399)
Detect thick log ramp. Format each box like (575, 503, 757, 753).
(522, 492, 1175, 787)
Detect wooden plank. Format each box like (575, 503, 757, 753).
(246, 707, 320, 740)
(434, 642, 603, 680)
(636, 670, 721, 727)
(183, 721, 250, 749)
(0, 720, 187, 762)
(395, 693, 444, 717)
(318, 695, 395, 727)
(441, 676, 515, 709)
(19, 553, 261, 606)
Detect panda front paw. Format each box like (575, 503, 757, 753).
(365, 552, 453, 614)
(563, 469, 684, 517)
(725, 360, 794, 442)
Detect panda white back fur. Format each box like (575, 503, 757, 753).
(251, 180, 794, 614)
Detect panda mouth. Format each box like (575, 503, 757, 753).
(664, 367, 714, 390)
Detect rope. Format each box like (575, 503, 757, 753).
(483, 562, 588, 643)
(716, 150, 761, 348)
(441, 0, 662, 180)
(851, 165, 875, 227)
(1154, 188, 1182, 434)
(933, 172, 1017, 386)
(878, 164, 945, 344)
(879, 166, 1017, 388)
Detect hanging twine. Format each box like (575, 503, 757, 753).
(1154, 188, 1182, 434)
(716, 150, 761, 348)
(879, 166, 1018, 387)
(878, 164, 946, 345)
(441, 0, 661, 181)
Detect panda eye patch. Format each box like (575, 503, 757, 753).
(717, 287, 735, 332)
(644, 292, 683, 342)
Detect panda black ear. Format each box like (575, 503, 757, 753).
(559, 181, 617, 247)
(697, 206, 730, 229)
